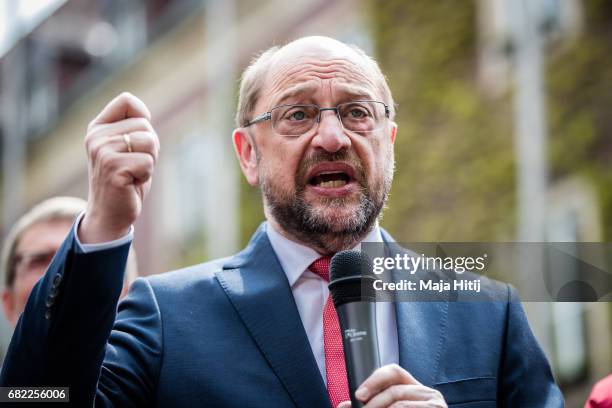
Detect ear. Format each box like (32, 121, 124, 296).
(2, 289, 16, 326)
(233, 128, 259, 186)
(389, 122, 397, 144)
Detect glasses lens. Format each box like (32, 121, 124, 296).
(271, 105, 318, 136)
(15, 250, 56, 275)
(338, 101, 386, 133)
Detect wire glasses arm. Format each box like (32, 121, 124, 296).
(245, 111, 271, 127)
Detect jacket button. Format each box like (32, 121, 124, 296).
(45, 310, 51, 320)
(45, 298, 54, 308)
(52, 274, 62, 288)
(49, 286, 59, 299)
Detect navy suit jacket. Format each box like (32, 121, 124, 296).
(1, 223, 563, 407)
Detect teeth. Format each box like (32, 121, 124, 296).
(318, 171, 344, 175)
(319, 180, 347, 188)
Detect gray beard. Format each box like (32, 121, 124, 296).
(259, 151, 393, 254)
(264, 186, 383, 254)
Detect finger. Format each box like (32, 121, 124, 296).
(111, 132, 159, 160)
(356, 364, 420, 402)
(91, 117, 155, 137)
(91, 92, 151, 126)
(90, 131, 158, 155)
(337, 401, 352, 408)
(363, 385, 437, 408)
(112, 152, 155, 184)
(95, 150, 155, 186)
(86, 117, 159, 152)
(88, 131, 159, 168)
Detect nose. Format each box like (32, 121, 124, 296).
(311, 110, 351, 153)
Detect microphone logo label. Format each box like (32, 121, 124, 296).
(344, 329, 367, 343)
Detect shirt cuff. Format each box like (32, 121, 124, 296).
(73, 211, 134, 253)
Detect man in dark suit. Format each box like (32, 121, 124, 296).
(0, 36, 563, 407)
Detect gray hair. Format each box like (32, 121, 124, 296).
(235, 39, 395, 128)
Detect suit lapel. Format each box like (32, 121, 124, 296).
(381, 230, 449, 387)
(215, 225, 329, 408)
(395, 300, 448, 386)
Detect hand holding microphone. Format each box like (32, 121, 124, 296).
(330, 251, 446, 408)
(79, 92, 160, 244)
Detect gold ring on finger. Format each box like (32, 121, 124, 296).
(123, 133, 133, 153)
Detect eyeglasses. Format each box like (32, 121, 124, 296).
(13, 249, 57, 276)
(245, 100, 390, 136)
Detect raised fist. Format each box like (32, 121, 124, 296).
(78, 92, 159, 244)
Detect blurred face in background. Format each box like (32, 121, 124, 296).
(1, 220, 72, 326)
(238, 38, 396, 254)
(1, 218, 135, 327)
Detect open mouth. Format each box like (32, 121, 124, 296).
(309, 171, 352, 188)
(305, 163, 357, 193)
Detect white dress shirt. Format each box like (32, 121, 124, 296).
(266, 223, 399, 384)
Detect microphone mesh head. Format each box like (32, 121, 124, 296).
(330, 250, 372, 281)
(329, 250, 376, 306)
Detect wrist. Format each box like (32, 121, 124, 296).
(78, 212, 131, 244)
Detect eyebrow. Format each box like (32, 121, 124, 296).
(333, 83, 377, 101)
(273, 82, 379, 108)
(274, 83, 318, 106)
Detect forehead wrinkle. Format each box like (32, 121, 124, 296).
(284, 59, 376, 85)
(325, 77, 333, 100)
(264, 58, 381, 109)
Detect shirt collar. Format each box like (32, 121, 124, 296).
(266, 221, 383, 287)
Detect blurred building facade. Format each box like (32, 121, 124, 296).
(0, 0, 371, 273)
(0, 0, 610, 404)
(371, 0, 611, 405)
(0, 0, 370, 365)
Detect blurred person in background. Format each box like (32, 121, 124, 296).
(1, 196, 138, 327)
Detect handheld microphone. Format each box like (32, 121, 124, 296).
(329, 250, 381, 408)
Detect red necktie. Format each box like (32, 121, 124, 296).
(309, 256, 350, 408)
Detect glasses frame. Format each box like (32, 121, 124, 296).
(12, 249, 57, 276)
(244, 100, 391, 136)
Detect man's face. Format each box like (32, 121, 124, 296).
(1, 220, 72, 326)
(239, 40, 396, 253)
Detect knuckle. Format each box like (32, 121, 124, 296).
(146, 154, 155, 169)
(389, 363, 404, 377)
(389, 385, 406, 400)
(97, 149, 109, 166)
(118, 91, 134, 103)
(143, 133, 156, 150)
(135, 117, 151, 131)
(85, 127, 104, 147)
(428, 391, 446, 408)
(84, 133, 93, 150)
(85, 126, 101, 144)
(98, 149, 115, 169)
(89, 143, 99, 162)
(139, 155, 154, 174)
(427, 388, 442, 398)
